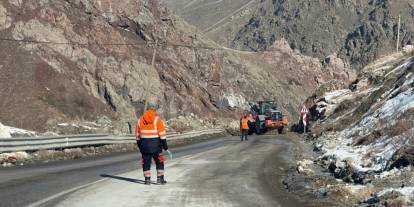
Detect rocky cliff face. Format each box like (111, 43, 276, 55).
(232, 0, 414, 69)
(0, 0, 351, 133)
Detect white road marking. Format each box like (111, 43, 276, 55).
(25, 178, 108, 207)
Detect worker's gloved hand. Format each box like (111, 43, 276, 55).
(161, 139, 168, 151)
(166, 150, 173, 160)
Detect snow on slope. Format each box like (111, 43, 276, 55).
(316, 46, 414, 178)
(311, 47, 414, 205)
(0, 122, 36, 138)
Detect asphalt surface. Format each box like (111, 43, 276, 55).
(0, 135, 307, 207)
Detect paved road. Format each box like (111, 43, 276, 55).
(0, 135, 307, 207)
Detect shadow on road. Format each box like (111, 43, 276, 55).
(100, 174, 147, 185)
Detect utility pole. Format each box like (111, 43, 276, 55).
(144, 41, 158, 112)
(397, 15, 401, 52)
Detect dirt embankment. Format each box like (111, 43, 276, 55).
(285, 48, 414, 206)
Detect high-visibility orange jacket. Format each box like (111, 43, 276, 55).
(240, 118, 249, 130)
(135, 110, 168, 154)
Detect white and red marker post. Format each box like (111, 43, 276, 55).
(300, 104, 309, 133)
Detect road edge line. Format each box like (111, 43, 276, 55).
(25, 178, 109, 207)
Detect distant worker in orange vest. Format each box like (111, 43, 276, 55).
(240, 113, 250, 141)
(135, 104, 168, 185)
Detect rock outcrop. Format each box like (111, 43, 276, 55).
(0, 0, 351, 132)
(232, 0, 414, 69)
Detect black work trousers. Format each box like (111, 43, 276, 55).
(241, 129, 248, 141)
(142, 153, 165, 178)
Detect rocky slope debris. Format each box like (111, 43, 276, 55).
(306, 46, 414, 205)
(167, 113, 214, 133)
(51, 116, 118, 134)
(0, 0, 351, 133)
(232, 0, 414, 69)
(0, 151, 30, 167)
(296, 159, 314, 176)
(166, 114, 241, 135)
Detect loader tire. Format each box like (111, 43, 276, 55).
(278, 127, 286, 134)
(255, 121, 261, 135)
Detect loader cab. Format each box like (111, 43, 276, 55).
(258, 101, 278, 115)
(270, 110, 283, 121)
(259, 101, 283, 120)
(259, 101, 283, 121)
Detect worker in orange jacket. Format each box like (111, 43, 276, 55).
(135, 105, 168, 185)
(240, 114, 250, 141)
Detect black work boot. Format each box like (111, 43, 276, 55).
(145, 177, 151, 185)
(157, 176, 167, 185)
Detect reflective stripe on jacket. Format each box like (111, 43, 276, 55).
(135, 110, 167, 154)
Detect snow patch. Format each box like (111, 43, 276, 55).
(403, 45, 414, 54)
(344, 87, 414, 139)
(0, 122, 11, 138)
(218, 93, 248, 108)
(297, 159, 314, 175)
(344, 184, 368, 194)
(323, 89, 350, 104)
(378, 187, 414, 200)
(318, 57, 414, 178)
(0, 122, 36, 138)
(8, 126, 36, 137)
(324, 133, 410, 173)
(384, 58, 413, 77)
(58, 123, 80, 128)
(375, 167, 407, 179)
(316, 89, 355, 119)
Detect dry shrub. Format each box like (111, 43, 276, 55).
(382, 104, 414, 141)
(382, 191, 409, 207)
(385, 197, 409, 207)
(385, 118, 413, 138)
(354, 130, 382, 145)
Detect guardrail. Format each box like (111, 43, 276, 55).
(0, 129, 225, 153)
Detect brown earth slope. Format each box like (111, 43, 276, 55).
(0, 0, 352, 132)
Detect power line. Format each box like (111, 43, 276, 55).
(0, 37, 239, 51)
